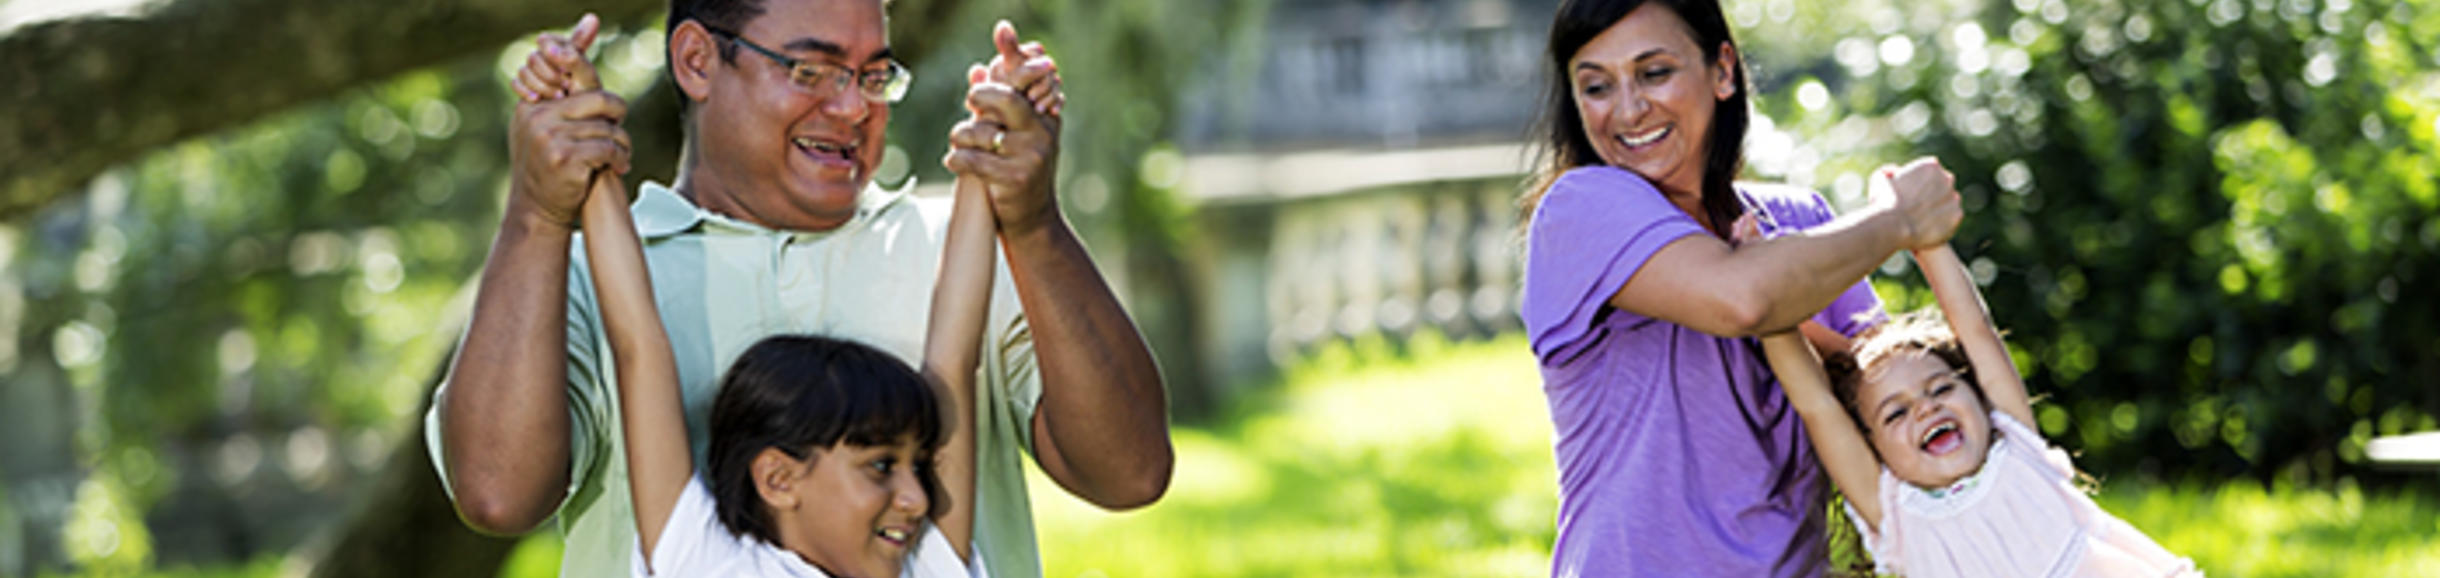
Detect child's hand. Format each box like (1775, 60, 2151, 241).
(513, 13, 604, 102)
(982, 20, 1064, 119)
(942, 21, 1066, 235)
(1729, 213, 1763, 247)
(506, 13, 629, 227)
(1869, 156, 1962, 251)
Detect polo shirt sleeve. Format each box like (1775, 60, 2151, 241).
(1519, 166, 1708, 365)
(983, 249, 1041, 454)
(420, 240, 611, 520)
(560, 243, 613, 518)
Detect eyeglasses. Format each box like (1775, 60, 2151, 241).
(705, 27, 912, 103)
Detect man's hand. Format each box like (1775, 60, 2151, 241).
(1869, 156, 1962, 250)
(942, 21, 1065, 238)
(507, 13, 631, 230)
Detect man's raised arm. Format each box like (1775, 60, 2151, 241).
(434, 15, 631, 535)
(945, 22, 1173, 510)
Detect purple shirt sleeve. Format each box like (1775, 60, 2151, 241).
(1741, 183, 1887, 337)
(1520, 166, 1708, 363)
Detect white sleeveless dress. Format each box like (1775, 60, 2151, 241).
(1846, 411, 2200, 577)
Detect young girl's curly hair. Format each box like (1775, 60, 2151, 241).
(1821, 308, 1987, 434)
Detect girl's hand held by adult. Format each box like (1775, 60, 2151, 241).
(1869, 157, 1964, 250)
(506, 13, 630, 231)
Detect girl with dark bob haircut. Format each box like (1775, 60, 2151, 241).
(705, 335, 952, 544)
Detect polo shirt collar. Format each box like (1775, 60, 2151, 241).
(629, 179, 916, 240)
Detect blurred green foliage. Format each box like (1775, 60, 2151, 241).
(1746, 0, 2440, 483)
(4, 51, 520, 572)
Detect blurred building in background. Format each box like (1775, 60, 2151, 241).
(1172, 0, 1556, 392)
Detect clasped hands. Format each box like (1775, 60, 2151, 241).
(945, 20, 1067, 238)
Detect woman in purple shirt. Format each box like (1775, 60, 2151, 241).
(1519, 0, 1966, 575)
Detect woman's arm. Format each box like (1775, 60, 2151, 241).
(924, 176, 994, 562)
(1912, 245, 2035, 428)
(1611, 159, 1959, 337)
(1758, 332, 1886, 530)
(579, 169, 691, 562)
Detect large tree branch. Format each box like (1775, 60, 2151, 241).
(0, 0, 976, 224)
(0, 0, 664, 222)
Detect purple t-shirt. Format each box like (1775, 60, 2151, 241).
(1520, 166, 1884, 577)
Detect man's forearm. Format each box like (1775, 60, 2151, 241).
(1001, 213, 1174, 510)
(437, 204, 578, 534)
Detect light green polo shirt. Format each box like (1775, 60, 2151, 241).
(427, 181, 1044, 578)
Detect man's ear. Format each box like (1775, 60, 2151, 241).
(670, 20, 719, 104)
(1711, 43, 1741, 102)
(751, 447, 807, 510)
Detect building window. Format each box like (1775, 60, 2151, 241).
(1328, 37, 1366, 95)
(1465, 28, 1504, 84)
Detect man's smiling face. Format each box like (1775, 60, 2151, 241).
(689, 0, 891, 231)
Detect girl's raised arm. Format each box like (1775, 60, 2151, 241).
(1760, 332, 1888, 529)
(1912, 245, 2035, 430)
(580, 168, 691, 562)
(922, 175, 994, 563)
(519, 24, 689, 565)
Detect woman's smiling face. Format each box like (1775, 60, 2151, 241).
(1568, 2, 1738, 198)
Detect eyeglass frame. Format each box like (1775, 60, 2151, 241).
(702, 26, 913, 104)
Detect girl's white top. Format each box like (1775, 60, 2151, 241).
(634, 474, 987, 578)
(1846, 411, 2200, 578)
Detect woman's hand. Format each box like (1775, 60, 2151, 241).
(1870, 157, 1963, 250)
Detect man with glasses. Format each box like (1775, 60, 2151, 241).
(427, 1, 1173, 576)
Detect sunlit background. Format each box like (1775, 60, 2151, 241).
(1, 0, 2437, 576)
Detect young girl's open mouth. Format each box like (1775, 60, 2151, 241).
(1920, 419, 1964, 456)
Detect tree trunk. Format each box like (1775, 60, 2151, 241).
(295, 337, 524, 578)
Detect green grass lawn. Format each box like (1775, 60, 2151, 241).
(1025, 333, 1560, 578)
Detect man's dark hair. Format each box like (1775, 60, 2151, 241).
(705, 334, 950, 545)
(665, 0, 766, 115)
